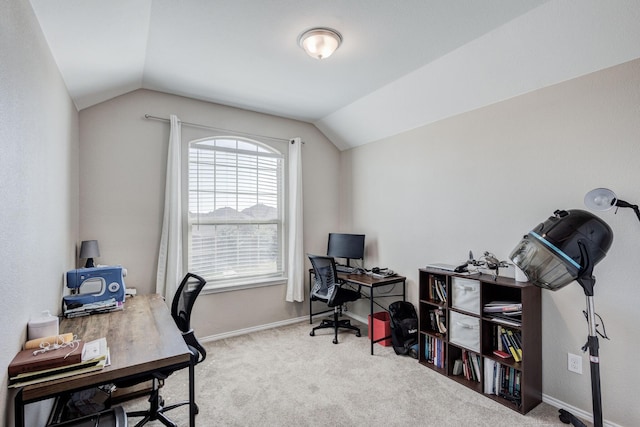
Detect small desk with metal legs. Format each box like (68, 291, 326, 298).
(309, 271, 406, 355)
(13, 294, 196, 427)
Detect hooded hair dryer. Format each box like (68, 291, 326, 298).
(510, 209, 613, 427)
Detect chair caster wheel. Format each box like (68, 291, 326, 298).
(310, 331, 315, 336)
(355, 332, 361, 337)
(333, 339, 338, 344)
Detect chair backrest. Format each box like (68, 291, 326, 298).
(308, 254, 339, 304)
(171, 272, 207, 333)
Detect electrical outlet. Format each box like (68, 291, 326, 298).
(568, 353, 583, 374)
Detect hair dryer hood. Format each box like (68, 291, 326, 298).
(510, 209, 613, 290)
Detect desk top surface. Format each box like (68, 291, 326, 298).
(337, 272, 406, 287)
(20, 294, 191, 401)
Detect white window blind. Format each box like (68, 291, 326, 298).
(188, 137, 284, 287)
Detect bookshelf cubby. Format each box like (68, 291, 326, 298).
(418, 268, 542, 414)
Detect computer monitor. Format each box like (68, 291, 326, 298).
(327, 233, 365, 266)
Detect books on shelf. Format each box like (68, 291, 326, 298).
(461, 350, 481, 383)
(484, 358, 522, 404)
(9, 337, 110, 388)
(427, 277, 447, 304)
(428, 309, 447, 334)
(484, 300, 522, 326)
(424, 336, 445, 369)
(494, 326, 522, 362)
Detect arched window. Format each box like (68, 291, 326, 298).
(187, 136, 284, 289)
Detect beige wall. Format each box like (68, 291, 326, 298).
(342, 58, 640, 426)
(78, 89, 341, 338)
(3, 2, 639, 423)
(0, 0, 79, 424)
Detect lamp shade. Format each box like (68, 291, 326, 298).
(298, 28, 342, 59)
(79, 240, 100, 268)
(510, 210, 613, 290)
(584, 188, 617, 211)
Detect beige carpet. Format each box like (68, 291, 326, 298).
(121, 320, 581, 426)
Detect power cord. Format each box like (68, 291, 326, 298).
(582, 310, 610, 343)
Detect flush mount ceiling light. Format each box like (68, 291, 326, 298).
(298, 27, 342, 59)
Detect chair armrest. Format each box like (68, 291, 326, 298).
(182, 329, 207, 364)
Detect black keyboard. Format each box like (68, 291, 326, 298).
(335, 265, 356, 274)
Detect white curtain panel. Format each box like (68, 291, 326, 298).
(286, 138, 304, 302)
(156, 114, 183, 302)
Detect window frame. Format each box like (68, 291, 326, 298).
(183, 135, 288, 293)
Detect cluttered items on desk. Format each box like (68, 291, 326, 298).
(63, 266, 126, 317)
(370, 267, 396, 279)
(8, 335, 110, 388)
(426, 250, 511, 279)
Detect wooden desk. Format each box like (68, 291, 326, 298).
(14, 294, 195, 427)
(309, 271, 406, 355)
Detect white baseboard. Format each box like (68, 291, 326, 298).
(199, 316, 308, 342)
(542, 393, 621, 427)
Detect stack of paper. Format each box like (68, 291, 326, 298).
(8, 338, 110, 388)
(483, 301, 522, 326)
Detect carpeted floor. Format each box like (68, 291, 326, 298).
(121, 320, 583, 426)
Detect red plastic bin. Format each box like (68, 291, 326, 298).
(368, 311, 392, 346)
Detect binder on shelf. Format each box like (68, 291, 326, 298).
(484, 358, 497, 394)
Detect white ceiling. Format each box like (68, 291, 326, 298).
(29, 0, 640, 150)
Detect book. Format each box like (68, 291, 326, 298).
(506, 329, 523, 360)
(434, 309, 447, 334)
(8, 337, 110, 387)
(470, 352, 481, 383)
(493, 350, 512, 359)
(484, 358, 496, 394)
(501, 327, 521, 362)
(8, 341, 84, 377)
(453, 359, 463, 375)
(491, 316, 522, 327)
(483, 304, 522, 313)
(9, 358, 107, 388)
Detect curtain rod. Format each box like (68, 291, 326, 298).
(144, 114, 299, 143)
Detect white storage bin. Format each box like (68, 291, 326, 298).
(451, 277, 481, 314)
(449, 311, 480, 352)
(28, 310, 59, 340)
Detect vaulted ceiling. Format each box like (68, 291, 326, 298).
(30, 0, 640, 150)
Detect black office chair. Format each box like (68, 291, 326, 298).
(308, 254, 362, 344)
(123, 273, 207, 427)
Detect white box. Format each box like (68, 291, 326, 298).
(451, 277, 481, 314)
(28, 311, 59, 340)
(449, 311, 480, 352)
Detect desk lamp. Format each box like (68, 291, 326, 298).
(584, 187, 640, 222)
(79, 240, 100, 268)
(510, 209, 613, 427)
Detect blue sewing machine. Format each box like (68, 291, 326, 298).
(63, 266, 126, 313)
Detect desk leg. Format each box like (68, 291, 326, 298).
(14, 389, 24, 427)
(309, 271, 313, 324)
(370, 287, 375, 356)
(189, 361, 196, 426)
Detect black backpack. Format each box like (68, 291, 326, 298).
(388, 301, 418, 358)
